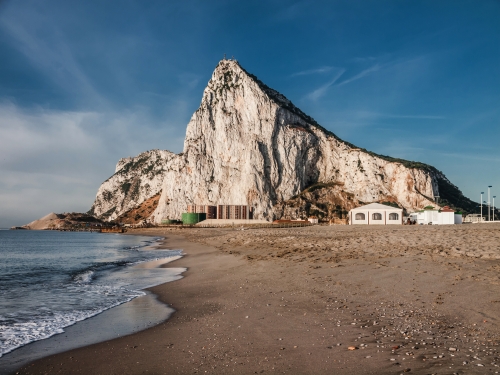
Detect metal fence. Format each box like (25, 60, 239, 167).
(157, 222, 313, 230)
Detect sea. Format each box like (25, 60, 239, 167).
(0, 229, 184, 371)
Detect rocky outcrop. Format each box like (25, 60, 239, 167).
(114, 193, 161, 225)
(90, 59, 476, 222)
(89, 149, 175, 221)
(23, 212, 104, 230)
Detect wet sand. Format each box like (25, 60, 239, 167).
(0, 255, 184, 375)
(13, 224, 500, 375)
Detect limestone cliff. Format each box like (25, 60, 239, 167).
(89, 149, 174, 221)
(89, 59, 476, 222)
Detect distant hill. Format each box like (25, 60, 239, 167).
(23, 212, 104, 230)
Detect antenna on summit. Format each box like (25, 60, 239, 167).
(223, 53, 226, 60)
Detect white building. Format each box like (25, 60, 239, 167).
(308, 216, 319, 224)
(463, 214, 484, 223)
(409, 206, 462, 225)
(349, 203, 403, 225)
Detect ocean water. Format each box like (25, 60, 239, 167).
(0, 230, 183, 358)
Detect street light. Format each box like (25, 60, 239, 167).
(481, 192, 484, 221)
(488, 186, 492, 221)
(493, 196, 496, 222)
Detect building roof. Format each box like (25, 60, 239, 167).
(350, 203, 403, 211)
(440, 206, 455, 212)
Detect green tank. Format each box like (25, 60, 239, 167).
(181, 212, 206, 225)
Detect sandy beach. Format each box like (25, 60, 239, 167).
(13, 223, 500, 375)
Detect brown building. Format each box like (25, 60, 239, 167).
(187, 205, 217, 219)
(217, 205, 253, 220)
(188, 204, 254, 220)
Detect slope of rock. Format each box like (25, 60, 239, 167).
(90, 59, 476, 222)
(24, 212, 62, 230)
(114, 193, 161, 225)
(24, 212, 103, 230)
(89, 149, 175, 221)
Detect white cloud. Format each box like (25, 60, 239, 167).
(0, 102, 185, 227)
(304, 60, 403, 101)
(0, 13, 104, 104)
(356, 111, 446, 120)
(336, 64, 381, 87)
(305, 69, 346, 101)
(291, 66, 335, 77)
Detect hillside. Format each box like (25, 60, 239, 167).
(23, 212, 105, 230)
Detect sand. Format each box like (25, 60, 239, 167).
(13, 224, 500, 375)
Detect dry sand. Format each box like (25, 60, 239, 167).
(14, 224, 500, 375)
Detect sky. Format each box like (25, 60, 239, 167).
(0, 0, 499, 227)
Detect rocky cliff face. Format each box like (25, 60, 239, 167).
(90, 59, 476, 222)
(89, 149, 175, 221)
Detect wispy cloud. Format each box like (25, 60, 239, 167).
(304, 63, 387, 101)
(437, 152, 500, 163)
(358, 111, 446, 120)
(336, 64, 382, 87)
(291, 66, 335, 77)
(0, 9, 105, 106)
(383, 114, 445, 120)
(304, 55, 436, 102)
(378, 142, 500, 165)
(305, 69, 346, 101)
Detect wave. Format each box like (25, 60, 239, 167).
(0, 238, 184, 358)
(69, 252, 181, 284)
(122, 237, 164, 250)
(122, 245, 141, 250)
(69, 262, 129, 284)
(73, 270, 94, 284)
(0, 290, 144, 357)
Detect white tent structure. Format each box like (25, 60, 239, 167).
(409, 206, 462, 225)
(349, 203, 403, 225)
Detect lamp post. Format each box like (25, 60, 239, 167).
(493, 196, 496, 222)
(488, 186, 492, 221)
(481, 192, 484, 221)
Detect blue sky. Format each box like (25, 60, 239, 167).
(0, 0, 499, 226)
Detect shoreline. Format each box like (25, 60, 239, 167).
(12, 225, 500, 374)
(1, 237, 184, 375)
(11, 230, 226, 375)
(1, 293, 172, 375)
